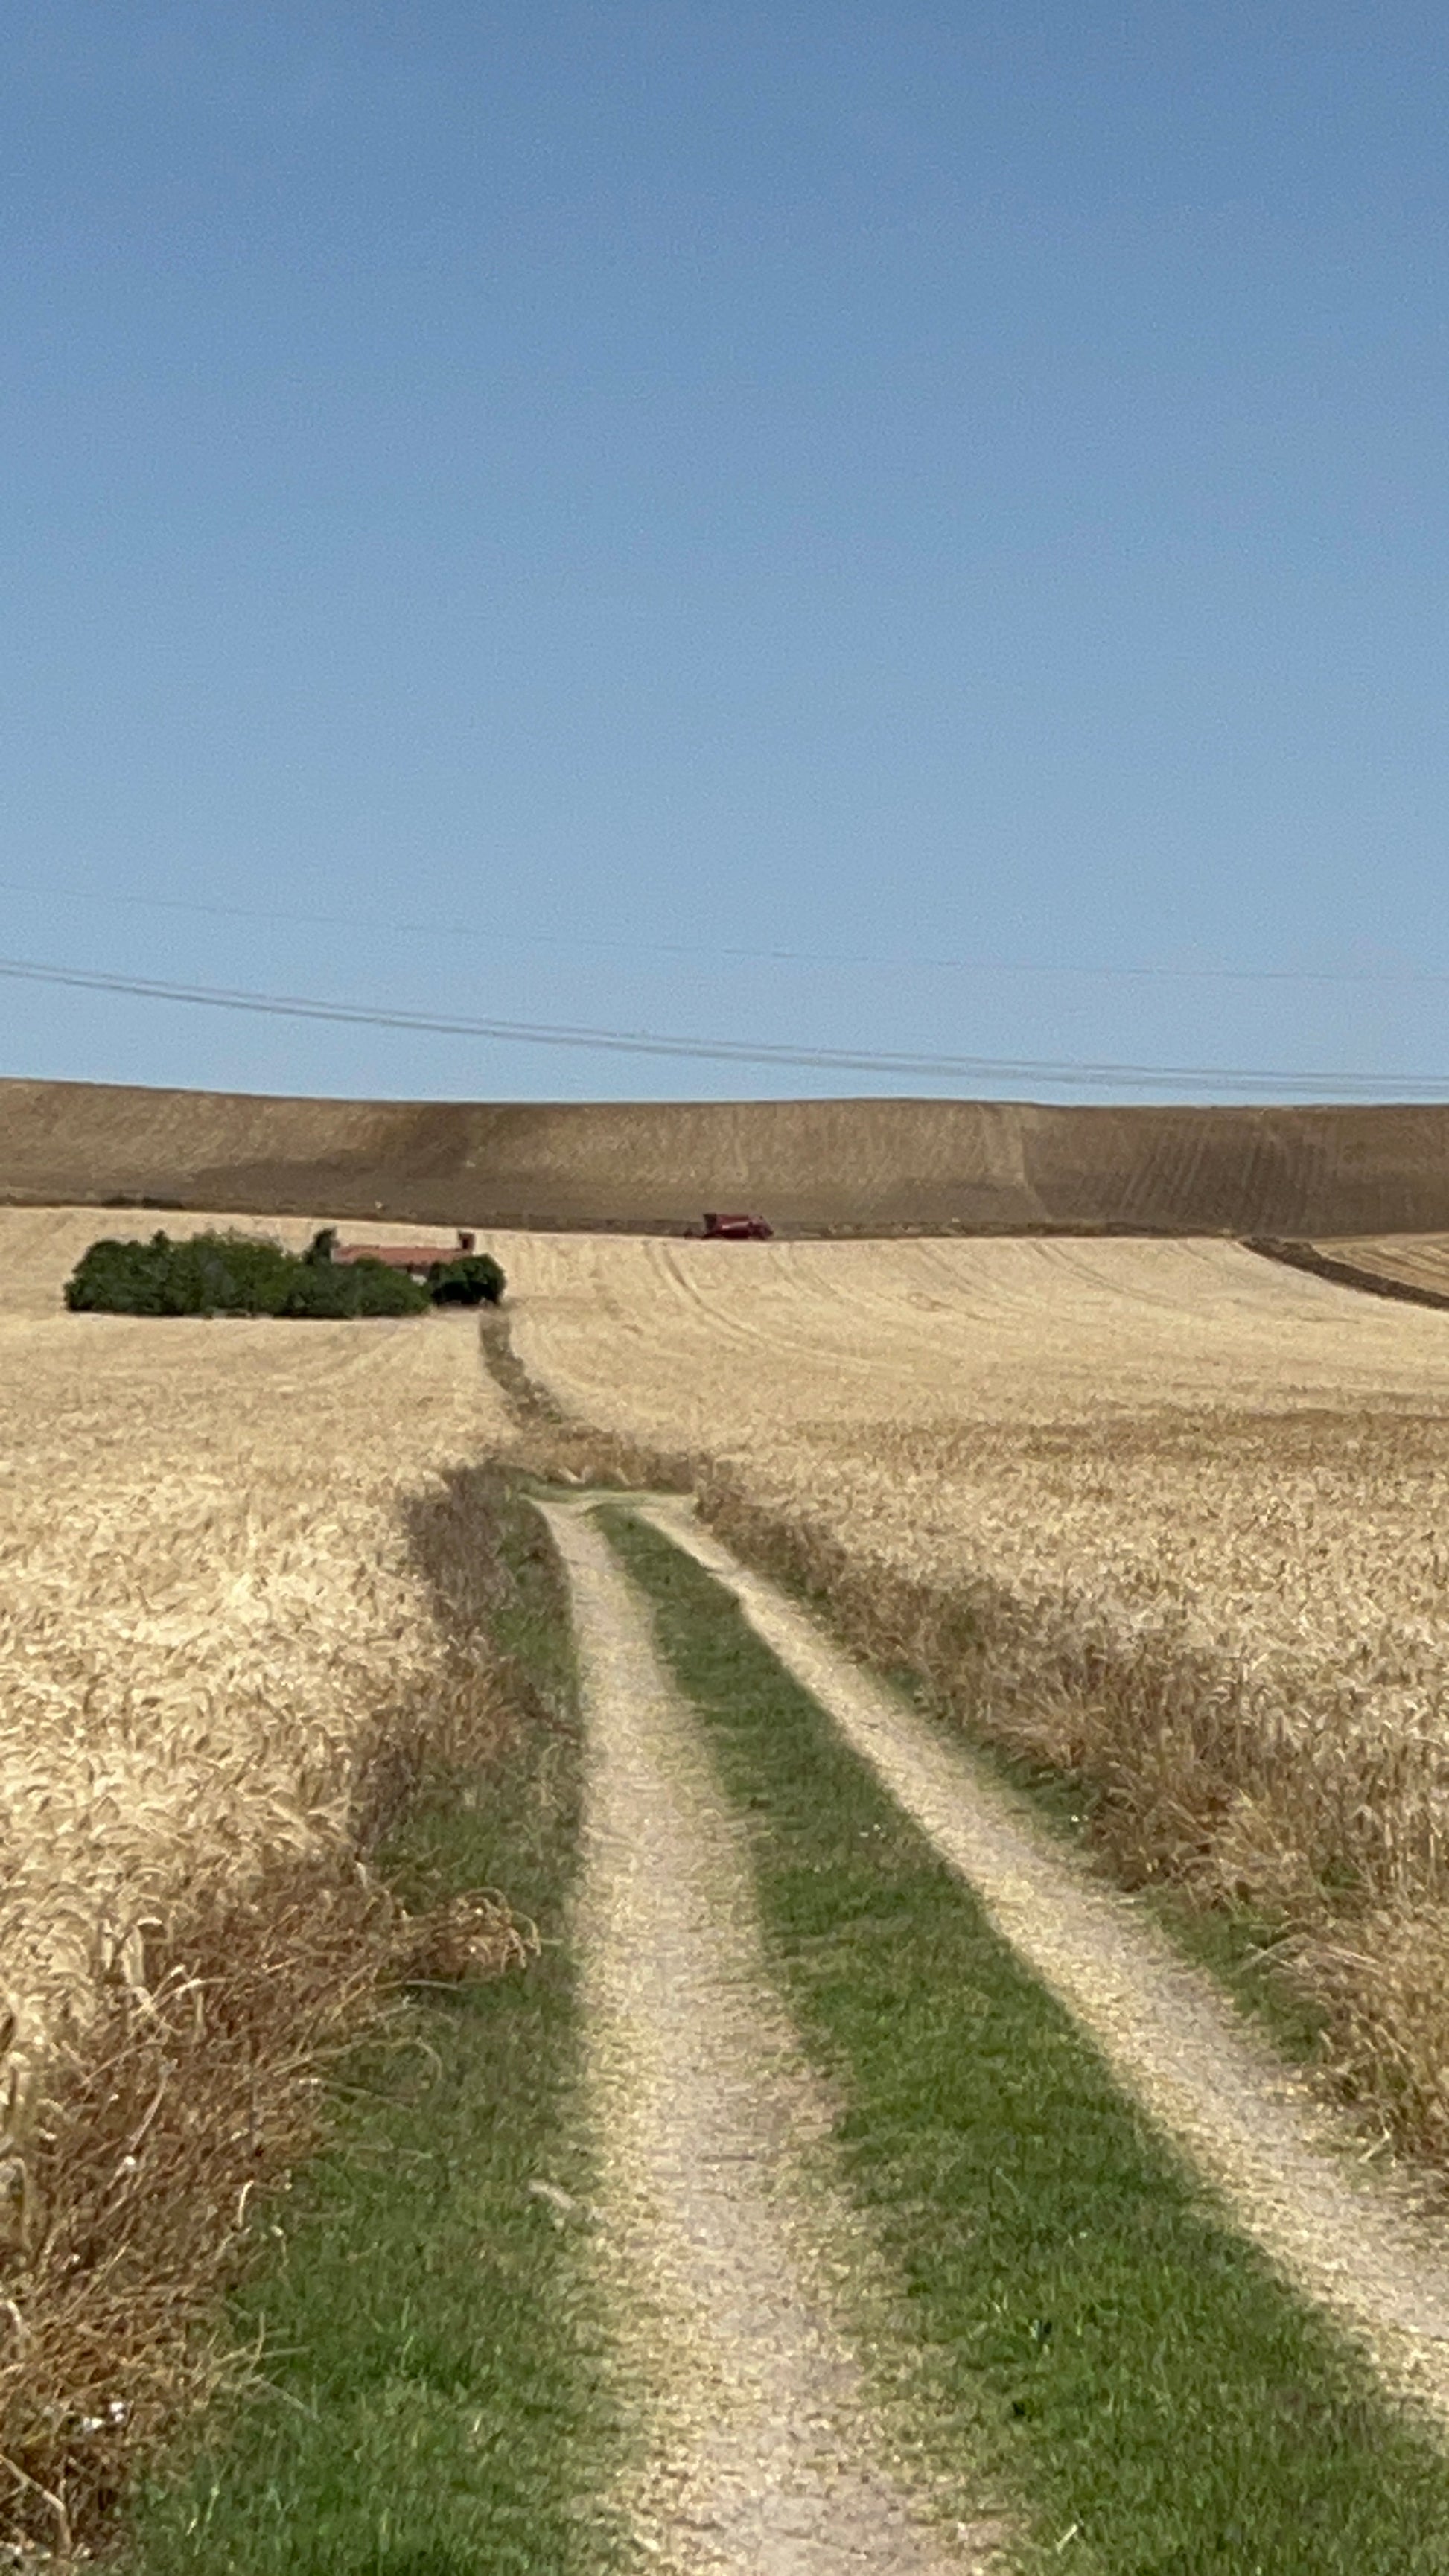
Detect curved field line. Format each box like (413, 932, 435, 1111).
(498, 1229, 1449, 1456)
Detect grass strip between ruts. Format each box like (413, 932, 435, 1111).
(122, 1482, 625, 2576)
(713, 1517, 1334, 2070)
(604, 1507, 1449, 2576)
(879, 1691, 1331, 2071)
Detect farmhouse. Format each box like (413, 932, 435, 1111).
(332, 1228, 478, 1275)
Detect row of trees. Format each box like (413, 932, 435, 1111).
(64, 1230, 506, 1318)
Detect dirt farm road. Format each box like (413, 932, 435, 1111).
(544, 1488, 1449, 2569)
(635, 1498, 1449, 2440)
(543, 1499, 1001, 2573)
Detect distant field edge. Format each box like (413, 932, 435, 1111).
(10, 1074, 1449, 1234)
(1246, 1236, 1449, 1313)
(0, 1191, 1252, 1241)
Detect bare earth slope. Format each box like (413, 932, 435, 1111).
(10, 1075, 1449, 1234)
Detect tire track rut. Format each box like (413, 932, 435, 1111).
(543, 1501, 1001, 2575)
(638, 1497, 1449, 2439)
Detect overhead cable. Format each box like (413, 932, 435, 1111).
(1, 951, 1445, 1100)
(0, 879, 1440, 988)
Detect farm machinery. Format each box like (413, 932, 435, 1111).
(694, 1211, 774, 1240)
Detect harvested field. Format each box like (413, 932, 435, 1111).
(500, 1231, 1449, 2162)
(500, 1230, 1449, 1426)
(0, 1208, 510, 2545)
(1305, 1235, 1449, 1306)
(11, 1074, 1449, 1234)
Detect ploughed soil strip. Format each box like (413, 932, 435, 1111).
(541, 1502, 998, 2575)
(637, 1498, 1449, 2436)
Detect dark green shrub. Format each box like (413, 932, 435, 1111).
(64, 1234, 180, 1315)
(426, 1252, 506, 1307)
(173, 1234, 299, 1314)
(285, 1257, 429, 1318)
(63, 1232, 430, 1319)
(63, 1231, 293, 1316)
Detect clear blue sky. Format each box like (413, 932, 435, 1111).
(4, 1, 1448, 1103)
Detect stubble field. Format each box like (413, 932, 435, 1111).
(500, 1229, 1449, 2159)
(1309, 1233, 1449, 1303)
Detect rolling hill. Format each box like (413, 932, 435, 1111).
(7, 1074, 1449, 1235)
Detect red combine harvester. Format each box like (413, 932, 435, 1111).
(697, 1211, 774, 1241)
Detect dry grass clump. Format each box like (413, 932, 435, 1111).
(0, 1237, 520, 2551)
(1, 1869, 393, 2559)
(497, 1228, 1449, 2167)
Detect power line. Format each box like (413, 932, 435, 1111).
(1, 951, 1445, 1099)
(0, 876, 1442, 988)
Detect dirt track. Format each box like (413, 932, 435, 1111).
(547, 1499, 993, 2572)
(640, 1499, 1449, 2439)
(10, 1074, 1449, 1234)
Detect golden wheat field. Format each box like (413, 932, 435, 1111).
(503, 1228, 1449, 2151)
(502, 1234, 1449, 1781)
(10, 1202, 1449, 2167)
(499, 1234, 1449, 1736)
(0, 1208, 508, 2119)
(500, 1237, 1449, 1740)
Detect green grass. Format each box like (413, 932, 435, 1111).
(122, 1485, 625, 2576)
(605, 1508, 1449, 2576)
(724, 1532, 1333, 2068)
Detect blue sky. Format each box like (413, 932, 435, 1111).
(4, 1, 1448, 1102)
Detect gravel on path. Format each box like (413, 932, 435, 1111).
(541, 1502, 1002, 2575)
(639, 1497, 1449, 2440)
